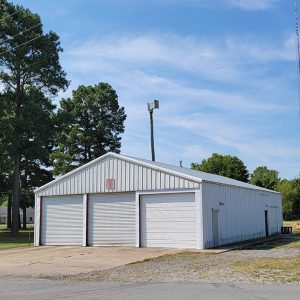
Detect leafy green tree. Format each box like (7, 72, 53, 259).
(0, 0, 68, 235)
(52, 83, 126, 175)
(291, 179, 300, 220)
(276, 179, 300, 220)
(250, 166, 280, 190)
(276, 180, 294, 220)
(191, 153, 249, 182)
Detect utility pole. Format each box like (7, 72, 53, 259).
(147, 100, 159, 161)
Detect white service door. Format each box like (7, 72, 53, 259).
(140, 193, 197, 248)
(88, 193, 136, 246)
(41, 196, 83, 245)
(269, 206, 278, 235)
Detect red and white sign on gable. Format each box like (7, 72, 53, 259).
(106, 178, 115, 190)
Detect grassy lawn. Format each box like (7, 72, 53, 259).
(0, 225, 34, 250)
(233, 236, 300, 283)
(233, 255, 300, 283)
(283, 220, 300, 235)
(240, 238, 300, 250)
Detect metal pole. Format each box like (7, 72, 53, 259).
(149, 110, 155, 161)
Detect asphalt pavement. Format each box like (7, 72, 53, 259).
(1, 278, 299, 300)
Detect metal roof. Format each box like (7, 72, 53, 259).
(123, 155, 279, 193)
(34, 152, 279, 194)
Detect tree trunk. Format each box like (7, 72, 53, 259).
(12, 82, 22, 236)
(11, 157, 20, 236)
(22, 207, 26, 229)
(7, 194, 12, 229)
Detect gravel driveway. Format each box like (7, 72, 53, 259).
(55, 238, 300, 284)
(2, 237, 299, 285)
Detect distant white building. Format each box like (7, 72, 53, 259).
(34, 152, 282, 249)
(0, 207, 34, 225)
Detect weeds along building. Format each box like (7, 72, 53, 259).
(34, 152, 282, 249)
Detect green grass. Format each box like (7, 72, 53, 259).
(283, 220, 300, 235)
(233, 255, 300, 283)
(0, 225, 34, 250)
(0, 200, 7, 208)
(239, 238, 300, 250)
(0, 224, 6, 231)
(0, 224, 34, 231)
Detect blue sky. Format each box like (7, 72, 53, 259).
(17, 0, 300, 179)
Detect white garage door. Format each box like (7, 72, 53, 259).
(269, 206, 278, 235)
(41, 196, 83, 245)
(140, 193, 197, 248)
(88, 193, 136, 246)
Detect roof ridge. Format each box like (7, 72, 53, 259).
(34, 152, 279, 194)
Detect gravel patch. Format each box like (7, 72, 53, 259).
(46, 239, 300, 285)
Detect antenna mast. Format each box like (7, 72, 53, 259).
(294, 0, 300, 117)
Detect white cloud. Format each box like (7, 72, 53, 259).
(225, 34, 295, 62)
(67, 35, 239, 82)
(162, 112, 300, 176)
(61, 32, 298, 178)
(229, 0, 279, 11)
(66, 33, 294, 88)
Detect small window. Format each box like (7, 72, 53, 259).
(29, 217, 33, 221)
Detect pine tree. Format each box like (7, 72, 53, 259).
(52, 83, 126, 175)
(0, 1, 68, 236)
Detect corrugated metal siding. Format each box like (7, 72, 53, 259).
(36, 156, 200, 196)
(41, 195, 83, 245)
(88, 193, 136, 246)
(202, 182, 282, 248)
(140, 193, 197, 248)
(269, 206, 278, 235)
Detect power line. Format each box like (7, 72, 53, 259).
(0, 22, 41, 47)
(0, 0, 192, 60)
(96, 0, 187, 40)
(0, 8, 22, 21)
(27, 56, 50, 67)
(0, 35, 42, 57)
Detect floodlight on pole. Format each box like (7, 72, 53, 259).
(147, 100, 159, 161)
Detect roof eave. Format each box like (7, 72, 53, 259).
(201, 179, 280, 194)
(34, 152, 202, 194)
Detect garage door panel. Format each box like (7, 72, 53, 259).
(142, 223, 195, 230)
(143, 216, 196, 222)
(141, 193, 197, 248)
(144, 203, 195, 209)
(147, 236, 196, 242)
(142, 240, 196, 248)
(144, 210, 195, 217)
(142, 228, 196, 234)
(41, 196, 83, 246)
(143, 233, 196, 240)
(88, 193, 135, 246)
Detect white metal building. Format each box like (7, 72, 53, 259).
(34, 153, 282, 249)
(0, 207, 34, 225)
